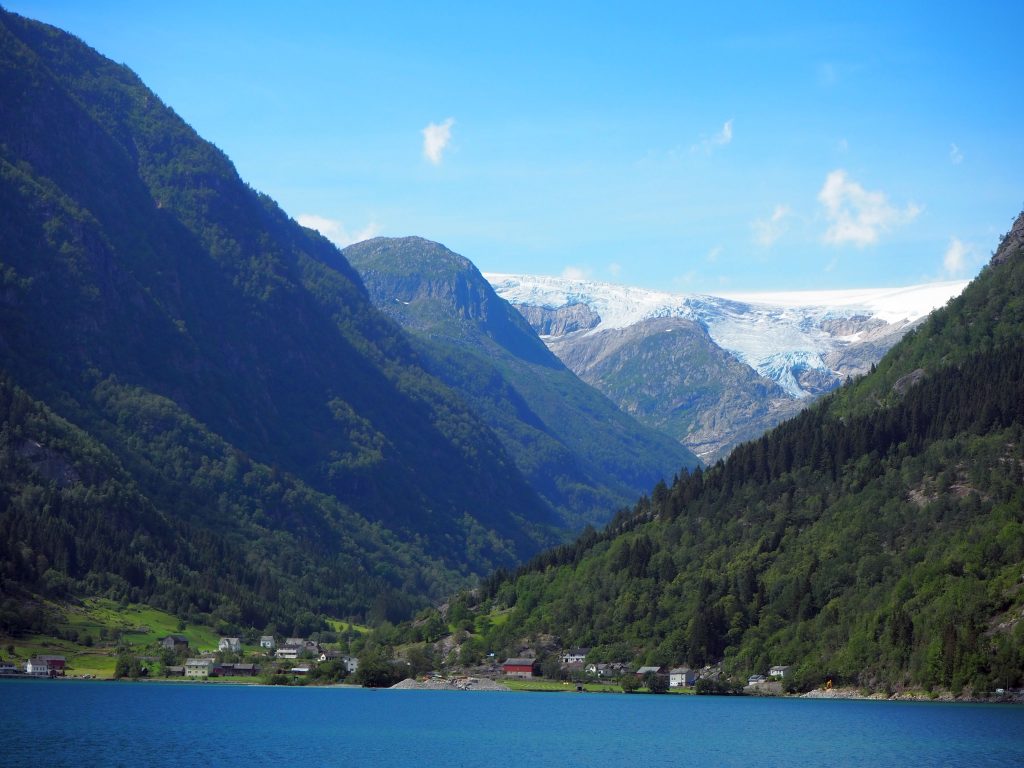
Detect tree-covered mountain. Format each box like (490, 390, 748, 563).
(345, 236, 698, 529)
(447, 212, 1024, 694)
(0, 9, 563, 632)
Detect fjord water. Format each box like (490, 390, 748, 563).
(2, 681, 1023, 767)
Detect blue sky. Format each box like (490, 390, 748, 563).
(7, 1, 1023, 291)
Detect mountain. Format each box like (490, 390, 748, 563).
(344, 237, 698, 529)
(0, 9, 562, 632)
(448, 211, 1024, 693)
(488, 274, 967, 460)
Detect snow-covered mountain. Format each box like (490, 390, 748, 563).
(487, 275, 967, 398)
(486, 274, 969, 459)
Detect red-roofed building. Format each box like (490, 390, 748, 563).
(501, 658, 538, 678)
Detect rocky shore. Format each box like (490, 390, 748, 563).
(801, 686, 1024, 704)
(391, 676, 510, 692)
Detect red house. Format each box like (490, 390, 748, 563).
(38, 656, 66, 675)
(501, 658, 538, 678)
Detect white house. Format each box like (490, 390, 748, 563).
(259, 636, 276, 650)
(275, 645, 301, 660)
(561, 648, 590, 665)
(24, 658, 51, 676)
(185, 658, 214, 678)
(669, 667, 697, 687)
(769, 665, 792, 678)
(218, 637, 242, 653)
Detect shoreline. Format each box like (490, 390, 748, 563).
(9, 675, 1022, 704)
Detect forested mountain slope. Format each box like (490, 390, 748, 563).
(0, 9, 560, 632)
(462, 211, 1024, 693)
(346, 236, 698, 529)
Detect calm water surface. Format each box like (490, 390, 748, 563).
(2, 680, 1023, 767)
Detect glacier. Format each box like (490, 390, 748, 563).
(485, 274, 969, 399)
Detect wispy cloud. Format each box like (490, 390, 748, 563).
(943, 237, 973, 276)
(949, 143, 964, 165)
(607, 262, 622, 277)
(818, 170, 921, 247)
(297, 214, 380, 248)
(422, 117, 455, 165)
(705, 245, 723, 263)
(752, 205, 791, 247)
(561, 265, 591, 281)
(692, 119, 733, 154)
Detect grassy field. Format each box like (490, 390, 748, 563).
(502, 678, 697, 695)
(2, 599, 228, 678)
(502, 678, 624, 693)
(325, 618, 370, 635)
(1, 599, 369, 679)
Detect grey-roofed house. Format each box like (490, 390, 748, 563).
(160, 634, 189, 651)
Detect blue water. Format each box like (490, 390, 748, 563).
(1, 681, 1023, 767)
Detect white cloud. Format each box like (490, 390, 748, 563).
(818, 170, 921, 247)
(692, 119, 733, 154)
(705, 245, 722, 263)
(607, 262, 622, 277)
(943, 237, 972, 275)
(949, 143, 963, 165)
(422, 117, 455, 165)
(561, 265, 591, 281)
(297, 214, 380, 248)
(752, 204, 791, 247)
(837, 138, 849, 153)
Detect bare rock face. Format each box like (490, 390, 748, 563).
(544, 316, 802, 462)
(516, 303, 601, 337)
(990, 211, 1024, 267)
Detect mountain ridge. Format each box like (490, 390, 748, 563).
(345, 236, 699, 529)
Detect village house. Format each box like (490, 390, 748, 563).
(159, 634, 189, 651)
(277, 639, 319, 659)
(501, 658, 539, 678)
(24, 659, 55, 675)
(275, 644, 301, 660)
(769, 665, 792, 678)
(747, 674, 767, 685)
(259, 635, 276, 650)
(0, 661, 19, 675)
(669, 666, 697, 687)
(218, 637, 242, 653)
(185, 658, 214, 678)
(165, 666, 185, 676)
(561, 648, 590, 665)
(213, 662, 259, 677)
(586, 661, 629, 679)
(38, 655, 66, 675)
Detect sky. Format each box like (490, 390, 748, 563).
(6, 1, 1023, 292)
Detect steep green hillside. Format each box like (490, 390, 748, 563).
(0, 9, 561, 632)
(346, 237, 698, 529)
(447, 213, 1024, 693)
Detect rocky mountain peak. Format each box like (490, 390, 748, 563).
(990, 210, 1024, 267)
